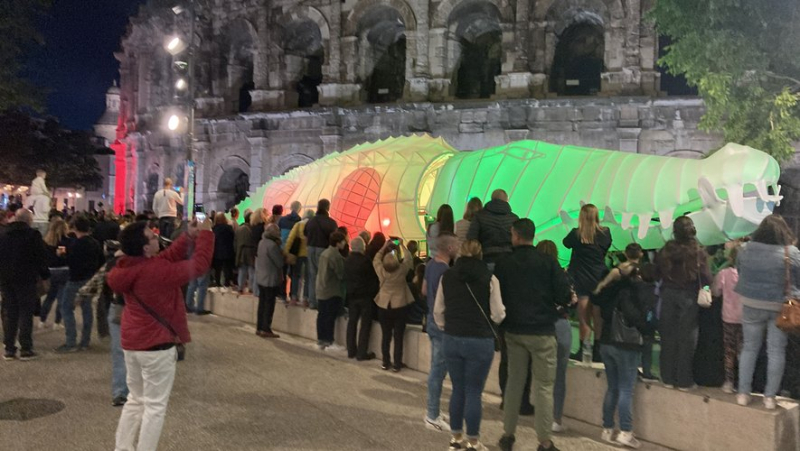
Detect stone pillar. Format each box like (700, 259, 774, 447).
(341, 37, 358, 84)
(328, 0, 342, 83)
(414, 1, 430, 78)
(194, 142, 209, 206)
(253, 8, 269, 90)
(320, 133, 342, 155)
(247, 136, 268, 194)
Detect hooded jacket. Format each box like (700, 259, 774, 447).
(494, 245, 571, 336)
(466, 199, 519, 262)
(278, 211, 302, 244)
(107, 231, 213, 351)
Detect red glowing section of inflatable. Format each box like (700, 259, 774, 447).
(262, 180, 298, 211)
(330, 168, 382, 237)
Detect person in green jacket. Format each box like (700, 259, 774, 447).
(315, 231, 347, 350)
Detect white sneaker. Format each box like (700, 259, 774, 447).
(552, 421, 568, 433)
(721, 381, 735, 394)
(615, 431, 641, 449)
(737, 394, 751, 406)
(662, 382, 674, 389)
(764, 397, 777, 410)
(325, 344, 346, 352)
(465, 442, 488, 451)
(424, 415, 451, 432)
(601, 428, 616, 444)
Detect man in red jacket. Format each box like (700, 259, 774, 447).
(107, 219, 213, 451)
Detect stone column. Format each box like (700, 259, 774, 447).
(194, 141, 209, 206)
(320, 133, 342, 156)
(247, 135, 268, 194)
(253, 8, 269, 90)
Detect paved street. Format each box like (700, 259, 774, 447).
(0, 315, 665, 451)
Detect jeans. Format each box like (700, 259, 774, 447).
(185, 273, 209, 313)
(600, 344, 640, 432)
(115, 348, 177, 451)
(237, 265, 254, 292)
(61, 279, 93, 348)
(444, 334, 495, 439)
(426, 323, 448, 420)
(41, 267, 68, 323)
(317, 297, 343, 345)
(289, 257, 308, 300)
(108, 306, 129, 399)
(659, 287, 698, 388)
(212, 258, 234, 287)
(157, 217, 175, 241)
(1, 283, 37, 354)
(554, 318, 572, 422)
(256, 285, 279, 333)
(738, 306, 789, 397)
(378, 305, 407, 367)
(307, 247, 325, 308)
(641, 336, 655, 378)
(503, 333, 556, 443)
(346, 297, 373, 358)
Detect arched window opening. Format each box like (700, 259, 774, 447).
(358, 7, 407, 103)
(223, 20, 257, 113)
(218, 168, 250, 211)
(448, 2, 503, 100)
(238, 81, 254, 113)
(550, 22, 604, 96)
(284, 19, 325, 109)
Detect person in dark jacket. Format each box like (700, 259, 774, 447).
(279, 202, 303, 299)
(467, 189, 519, 269)
(345, 237, 378, 360)
(93, 214, 121, 244)
(255, 224, 284, 338)
(655, 216, 711, 391)
(211, 213, 235, 288)
(304, 199, 338, 309)
(592, 268, 648, 449)
(248, 208, 268, 297)
(0, 209, 50, 360)
(434, 239, 505, 451)
(496, 219, 570, 451)
(55, 215, 105, 353)
(366, 232, 386, 261)
(563, 203, 612, 361)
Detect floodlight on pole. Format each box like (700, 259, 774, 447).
(167, 114, 182, 131)
(175, 78, 187, 90)
(165, 36, 186, 55)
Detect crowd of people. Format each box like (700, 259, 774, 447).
(1, 170, 799, 451)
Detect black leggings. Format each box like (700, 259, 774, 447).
(212, 258, 234, 287)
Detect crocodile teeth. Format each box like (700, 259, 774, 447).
(727, 184, 744, 217)
(698, 177, 722, 208)
(604, 206, 618, 225)
(756, 180, 769, 201)
(559, 210, 576, 228)
(659, 209, 675, 229)
(621, 212, 634, 230)
(637, 213, 653, 240)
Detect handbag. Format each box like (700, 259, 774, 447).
(697, 258, 712, 308)
(777, 246, 800, 335)
(610, 306, 643, 346)
(130, 293, 186, 361)
(464, 282, 501, 352)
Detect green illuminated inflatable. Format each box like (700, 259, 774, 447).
(238, 135, 782, 262)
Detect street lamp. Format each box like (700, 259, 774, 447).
(164, 0, 197, 219)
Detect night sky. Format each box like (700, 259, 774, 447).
(25, 0, 148, 131)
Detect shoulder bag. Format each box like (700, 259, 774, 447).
(130, 293, 186, 361)
(464, 282, 501, 352)
(697, 256, 712, 308)
(777, 246, 800, 335)
(610, 304, 643, 346)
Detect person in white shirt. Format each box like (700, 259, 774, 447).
(151, 178, 184, 238)
(28, 169, 52, 235)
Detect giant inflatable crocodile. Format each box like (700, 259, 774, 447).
(236, 135, 781, 262)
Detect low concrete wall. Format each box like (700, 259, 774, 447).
(208, 291, 800, 451)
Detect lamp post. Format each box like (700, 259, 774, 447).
(166, 0, 197, 219)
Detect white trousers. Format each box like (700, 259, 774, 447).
(115, 348, 177, 451)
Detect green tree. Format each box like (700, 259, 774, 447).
(0, 110, 107, 190)
(650, 0, 800, 162)
(0, 0, 51, 111)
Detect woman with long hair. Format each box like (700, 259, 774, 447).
(455, 197, 483, 246)
(427, 204, 455, 260)
(212, 213, 235, 288)
(373, 239, 415, 371)
(563, 204, 612, 361)
(40, 218, 71, 327)
(434, 240, 505, 451)
(536, 239, 575, 434)
(655, 216, 712, 390)
(734, 214, 797, 409)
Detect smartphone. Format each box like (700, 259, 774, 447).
(195, 212, 207, 222)
(389, 236, 401, 245)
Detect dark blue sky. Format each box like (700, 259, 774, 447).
(25, 0, 148, 131)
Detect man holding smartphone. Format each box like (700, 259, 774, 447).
(152, 178, 184, 239)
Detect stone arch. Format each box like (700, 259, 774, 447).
(275, 153, 315, 177)
(209, 155, 251, 211)
(446, 1, 504, 99)
(280, 7, 330, 107)
(219, 18, 258, 112)
(345, 2, 416, 102)
(534, 0, 622, 23)
(433, 0, 512, 28)
(344, 0, 417, 35)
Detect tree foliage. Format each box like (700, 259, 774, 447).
(650, 0, 800, 162)
(0, 0, 50, 111)
(0, 110, 107, 190)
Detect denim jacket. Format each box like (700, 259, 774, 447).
(735, 242, 800, 303)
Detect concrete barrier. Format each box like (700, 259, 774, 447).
(208, 291, 799, 451)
